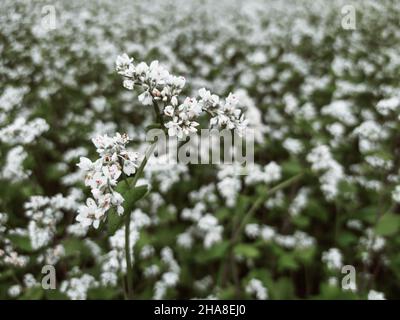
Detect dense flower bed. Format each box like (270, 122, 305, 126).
(1, 0, 399, 300)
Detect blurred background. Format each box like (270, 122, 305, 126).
(1, 0, 400, 299)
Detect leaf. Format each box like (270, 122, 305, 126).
(123, 184, 148, 212)
(277, 254, 298, 271)
(19, 286, 44, 300)
(107, 184, 149, 235)
(61, 238, 90, 257)
(375, 213, 400, 236)
(107, 209, 125, 236)
(8, 234, 33, 252)
(196, 241, 230, 263)
(234, 244, 260, 259)
(281, 160, 302, 176)
(218, 286, 236, 299)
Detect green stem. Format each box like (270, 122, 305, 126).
(123, 142, 157, 299)
(125, 210, 133, 299)
(131, 142, 157, 188)
(122, 98, 161, 299)
(152, 99, 164, 128)
(217, 172, 304, 288)
(231, 172, 304, 245)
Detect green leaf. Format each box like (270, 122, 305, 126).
(277, 254, 298, 271)
(107, 209, 125, 236)
(281, 160, 302, 176)
(61, 238, 91, 257)
(218, 286, 236, 299)
(196, 241, 230, 263)
(8, 234, 33, 252)
(123, 184, 149, 212)
(19, 286, 44, 300)
(234, 244, 260, 259)
(375, 213, 400, 236)
(107, 184, 149, 235)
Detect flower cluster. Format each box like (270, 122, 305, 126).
(245, 278, 268, 300)
(178, 203, 224, 249)
(116, 54, 248, 138)
(76, 133, 140, 228)
(322, 248, 343, 271)
(0, 117, 49, 145)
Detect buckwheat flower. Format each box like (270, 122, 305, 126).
(60, 273, 98, 300)
(360, 229, 385, 252)
(260, 225, 275, 241)
(8, 285, 22, 298)
(177, 231, 194, 249)
(198, 214, 223, 248)
(263, 162, 281, 183)
(322, 248, 343, 270)
(164, 105, 175, 117)
(321, 100, 356, 126)
(283, 138, 303, 155)
(116, 53, 134, 73)
(77, 198, 103, 229)
(77, 157, 94, 171)
(289, 187, 309, 217)
(347, 219, 363, 230)
(165, 116, 199, 139)
(217, 176, 241, 207)
(198, 88, 219, 108)
(116, 54, 248, 139)
(354, 120, 385, 141)
(368, 290, 385, 300)
(194, 276, 213, 292)
(392, 185, 400, 203)
(123, 79, 135, 90)
(0, 117, 49, 145)
(76, 133, 140, 228)
(376, 96, 400, 116)
(245, 223, 260, 239)
(144, 265, 160, 278)
(1, 146, 31, 182)
(246, 279, 268, 300)
(23, 274, 37, 288)
(138, 90, 153, 105)
(307, 145, 344, 200)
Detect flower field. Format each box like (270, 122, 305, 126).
(1, 0, 399, 300)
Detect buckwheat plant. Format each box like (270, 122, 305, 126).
(76, 54, 302, 299)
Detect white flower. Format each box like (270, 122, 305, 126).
(392, 185, 400, 203)
(135, 62, 149, 75)
(246, 279, 268, 300)
(123, 160, 137, 176)
(77, 198, 103, 229)
(77, 133, 140, 229)
(165, 118, 182, 138)
(368, 290, 385, 300)
(322, 248, 343, 270)
(164, 105, 175, 117)
(138, 91, 153, 105)
(123, 79, 134, 90)
(115, 53, 133, 72)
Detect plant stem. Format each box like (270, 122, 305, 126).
(123, 141, 157, 299)
(152, 99, 164, 127)
(131, 142, 157, 187)
(217, 172, 304, 289)
(231, 172, 304, 245)
(125, 211, 134, 299)
(122, 98, 161, 299)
